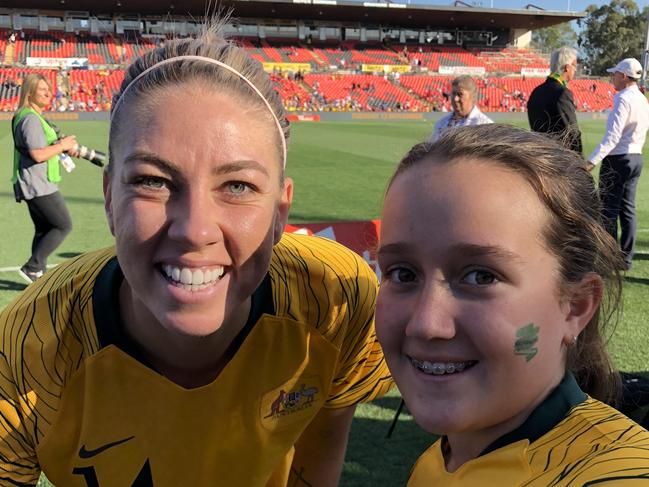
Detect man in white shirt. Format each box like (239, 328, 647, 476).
(587, 58, 649, 270)
(428, 75, 492, 142)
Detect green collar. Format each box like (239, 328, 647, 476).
(548, 72, 568, 88)
(480, 372, 586, 455)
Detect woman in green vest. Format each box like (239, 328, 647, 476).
(11, 73, 78, 282)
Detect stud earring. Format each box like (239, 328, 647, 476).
(563, 334, 578, 347)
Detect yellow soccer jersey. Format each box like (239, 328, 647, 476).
(408, 373, 649, 486)
(0, 233, 392, 487)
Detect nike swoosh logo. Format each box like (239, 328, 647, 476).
(78, 435, 135, 458)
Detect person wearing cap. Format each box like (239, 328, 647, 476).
(587, 58, 649, 270)
(428, 75, 492, 143)
(527, 46, 582, 154)
(0, 21, 392, 486)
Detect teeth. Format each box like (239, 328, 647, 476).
(193, 269, 204, 285)
(180, 268, 192, 285)
(162, 264, 225, 287)
(411, 358, 473, 376)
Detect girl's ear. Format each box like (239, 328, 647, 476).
(562, 273, 603, 338)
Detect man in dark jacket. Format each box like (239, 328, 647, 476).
(527, 46, 582, 155)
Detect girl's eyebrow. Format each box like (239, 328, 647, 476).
(452, 243, 522, 262)
(377, 242, 415, 257)
(378, 242, 521, 263)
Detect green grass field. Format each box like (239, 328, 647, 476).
(1, 116, 648, 486)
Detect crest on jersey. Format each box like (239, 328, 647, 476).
(264, 383, 319, 419)
(260, 378, 324, 430)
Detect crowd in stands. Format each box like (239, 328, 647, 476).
(0, 28, 620, 113)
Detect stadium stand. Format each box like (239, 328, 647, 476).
(265, 40, 322, 66)
(303, 73, 427, 111)
(67, 69, 124, 111)
(0, 28, 620, 114)
(270, 73, 312, 111)
(473, 47, 548, 73)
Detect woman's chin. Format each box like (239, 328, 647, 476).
(159, 314, 226, 339)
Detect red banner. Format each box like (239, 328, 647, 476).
(285, 220, 381, 276)
(286, 114, 321, 122)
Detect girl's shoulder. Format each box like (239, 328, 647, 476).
(528, 397, 649, 485)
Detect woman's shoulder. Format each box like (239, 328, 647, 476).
(272, 232, 376, 284)
(14, 110, 40, 125)
(0, 248, 115, 352)
(13, 111, 43, 137)
(269, 232, 378, 334)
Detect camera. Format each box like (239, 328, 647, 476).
(50, 122, 106, 167)
(73, 144, 106, 167)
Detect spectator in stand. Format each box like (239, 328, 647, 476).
(586, 58, 649, 271)
(428, 75, 492, 143)
(527, 46, 582, 155)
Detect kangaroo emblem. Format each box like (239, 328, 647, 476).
(265, 389, 286, 418)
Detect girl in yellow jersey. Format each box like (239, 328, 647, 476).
(375, 124, 649, 486)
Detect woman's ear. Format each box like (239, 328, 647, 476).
(274, 177, 293, 244)
(563, 273, 603, 337)
(103, 168, 115, 236)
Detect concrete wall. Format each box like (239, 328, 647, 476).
(0, 110, 609, 123)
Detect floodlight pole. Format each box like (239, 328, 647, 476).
(643, 7, 649, 90)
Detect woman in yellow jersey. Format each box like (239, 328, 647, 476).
(375, 124, 649, 486)
(0, 19, 391, 487)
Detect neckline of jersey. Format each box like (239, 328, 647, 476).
(478, 371, 587, 456)
(91, 256, 275, 374)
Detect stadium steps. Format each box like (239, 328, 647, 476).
(392, 78, 433, 109)
(114, 43, 126, 64)
(3, 43, 14, 64)
(387, 45, 411, 64)
(304, 45, 326, 66)
(296, 78, 313, 94)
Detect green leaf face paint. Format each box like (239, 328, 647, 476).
(514, 323, 540, 362)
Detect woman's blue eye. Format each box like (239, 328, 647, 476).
(228, 182, 248, 194)
(136, 177, 167, 189)
(463, 270, 497, 286)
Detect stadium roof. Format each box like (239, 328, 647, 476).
(6, 0, 584, 30)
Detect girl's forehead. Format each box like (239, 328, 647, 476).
(386, 159, 545, 220)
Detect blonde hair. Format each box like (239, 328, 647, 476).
(108, 20, 289, 175)
(16, 73, 50, 112)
